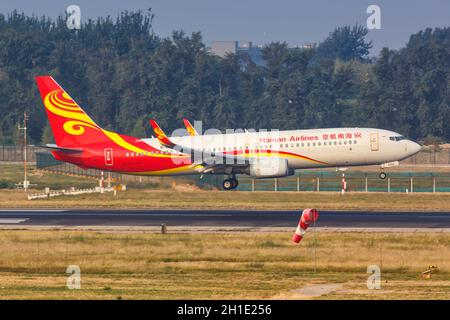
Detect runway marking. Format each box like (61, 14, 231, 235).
(0, 218, 29, 224)
(64, 214, 235, 218)
(419, 216, 450, 219)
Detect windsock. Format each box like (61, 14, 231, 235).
(292, 208, 319, 244)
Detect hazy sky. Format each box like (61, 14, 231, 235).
(1, 0, 449, 55)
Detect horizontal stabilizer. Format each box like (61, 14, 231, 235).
(38, 144, 83, 154)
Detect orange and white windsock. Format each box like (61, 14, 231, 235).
(292, 208, 319, 244)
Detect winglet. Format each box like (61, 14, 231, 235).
(183, 118, 199, 136)
(149, 119, 175, 148)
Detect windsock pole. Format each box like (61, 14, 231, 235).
(341, 173, 347, 194)
(100, 171, 104, 194)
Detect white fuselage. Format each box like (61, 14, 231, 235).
(141, 127, 421, 174)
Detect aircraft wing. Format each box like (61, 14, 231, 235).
(149, 119, 250, 170)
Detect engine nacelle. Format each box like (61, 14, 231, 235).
(248, 158, 294, 178)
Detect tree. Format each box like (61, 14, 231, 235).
(131, 119, 146, 138)
(316, 24, 373, 62)
(0, 11, 449, 143)
(41, 124, 54, 144)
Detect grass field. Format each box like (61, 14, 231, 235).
(0, 164, 98, 189)
(3, 189, 450, 211)
(3, 163, 450, 210)
(0, 163, 172, 190)
(0, 230, 448, 299)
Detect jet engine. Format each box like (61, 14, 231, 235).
(248, 158, 294, 178)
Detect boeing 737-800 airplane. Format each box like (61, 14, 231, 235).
(36, 76, 421, 190)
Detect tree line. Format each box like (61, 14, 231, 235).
(0, 10, 449, 145)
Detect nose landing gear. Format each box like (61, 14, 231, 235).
(222, 176, 239, 190)
(379, 172, 387, 179)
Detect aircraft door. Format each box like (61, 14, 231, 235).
(370, 133, 379, 151)
(104, 148, 113, 166)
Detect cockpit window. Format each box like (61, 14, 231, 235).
(389, 136, 406, 141)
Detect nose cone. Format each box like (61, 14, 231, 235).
(407, 140, 422, 156)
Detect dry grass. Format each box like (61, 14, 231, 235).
(0, 230, 448, 299)
(3, 163, 450, 211)
(0, 164, 98, 189)
(3, 189, 450, 211)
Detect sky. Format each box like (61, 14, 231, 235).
(1, 0, 449, 55)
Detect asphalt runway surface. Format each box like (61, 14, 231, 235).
(0, 209, 449, 228)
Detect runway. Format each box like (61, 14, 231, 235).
(0, 209, 450, 228)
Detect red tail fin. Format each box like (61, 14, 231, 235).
(36, 76, 107, 147)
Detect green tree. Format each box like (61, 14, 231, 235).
(316, 24, 373, 62)
(40, 124, 54, 144)
(131, 119, 146, 138)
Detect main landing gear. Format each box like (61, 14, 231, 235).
(379, 172, 387, 179)
(222, 176, 239, 190)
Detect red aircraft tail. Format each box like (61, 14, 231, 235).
(36, 76, 108, 147)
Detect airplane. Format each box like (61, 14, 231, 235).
(36, 76, 422, 190)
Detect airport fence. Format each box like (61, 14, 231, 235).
(0, 145, 36, 162)
(235, 171, 450, 193)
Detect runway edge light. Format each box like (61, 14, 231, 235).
(292, 208, 319, 244)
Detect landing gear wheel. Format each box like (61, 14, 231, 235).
(223, 179, 233, 190)
(379, 172, 387, 180)
(231, 178, 239, 189)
